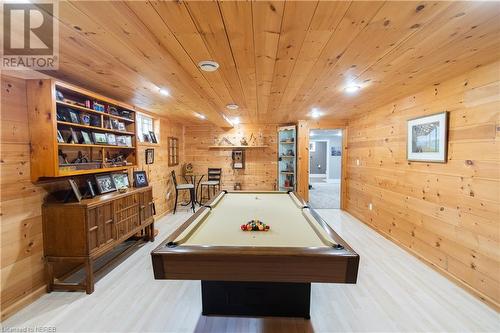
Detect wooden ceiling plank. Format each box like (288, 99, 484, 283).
(62, 1, 230, 127)
(126, 1, 229, 122)
(327, 5, 500, 119)
(252, 1, 284, 122)
(278, 1, 383, 120)
(219, 1, 258, 123)
(277, 1, 351, 121)
(183, 1, 248, 120)
(148, 1, 236, 118)
(266, 1, 319, 122)
(291, 1, 452, 119)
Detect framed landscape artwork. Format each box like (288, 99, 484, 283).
(407, 112, 448, 163)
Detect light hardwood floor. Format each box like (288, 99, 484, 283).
(2, 208, 499, 332)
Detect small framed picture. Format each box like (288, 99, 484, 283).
(407, 112, 449, 163)
(81, 131, 92, 144)
(86, 179, 96, 198)
(112, 173, 130, 189)
(143, 133, 151, 142)
(57, 130, 64, 143)
(94, 173, 117, 194)
(149, 131, 158, 144)
(133, 171, 149, 188)
(117, 122, 126, 131)
(145, 148, 154, 164)
(124, 136, 133, 147)
(116, 135, 127, 146)
(68, 179, 82, 202)
(106, 133, 117, 145)
(69, 110, 80, 124)
(93, 132, 108, 144)
(70, 128, 80, 144)
(80, 113, 91, 126)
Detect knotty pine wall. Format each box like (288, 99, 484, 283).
(345, 61, 500, 308)
(0, 74, 184, 320)
(184, 124, 278, 191)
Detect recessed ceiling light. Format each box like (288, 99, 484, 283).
(159, 88, 170, 96)
(194, 112, 206, 120)
(344, 85, 361, 93)
(198, 60, 220, 72)
(310, 108, 321, 118)
(226, 103, 239, 110)
(231, 117, 240, 125)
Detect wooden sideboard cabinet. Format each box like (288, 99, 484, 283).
(42, 186, 155, 294)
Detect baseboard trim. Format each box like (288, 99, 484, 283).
(345, 208, 500, 312)
(1, 284, 47, 321)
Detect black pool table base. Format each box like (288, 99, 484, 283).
(201, 281, 311, 319)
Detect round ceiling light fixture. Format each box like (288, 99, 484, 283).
(344, 84, 361, 93)
(226, 103, 239, 110)
(198, 60, 220, 72)
(194, 112, 206, 120)
(310, 108, 322, 119)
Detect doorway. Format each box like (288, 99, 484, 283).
(308, 129, 342, 209)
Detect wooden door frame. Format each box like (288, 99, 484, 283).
(297, 120, 348, 209)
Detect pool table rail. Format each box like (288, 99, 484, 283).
(152, 191, 359, 285)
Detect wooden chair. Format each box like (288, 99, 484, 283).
(171, 170, 195, 214)
(199, 168, 222, 204)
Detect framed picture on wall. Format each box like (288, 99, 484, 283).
(145, 148, 154, 164)
(407, 112, 448, 163)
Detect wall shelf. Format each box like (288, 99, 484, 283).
(57, 100, 135, 123)
(208, 145, 269, 149)
(57, 121, 135, 136)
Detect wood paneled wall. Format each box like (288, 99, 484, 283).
(184, 125, 278, 191)
(0, 75, 184, 320)
(345, 61, 500, 309)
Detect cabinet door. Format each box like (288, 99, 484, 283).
(138, 189, 154, 225)
(114, 194, 140, 240)
(87, 203, 114, 254)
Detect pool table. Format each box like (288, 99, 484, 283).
(151, 190, 359, 319)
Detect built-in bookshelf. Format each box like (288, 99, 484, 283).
(27, 80, 138, 181)
(277, 125, 297, 191)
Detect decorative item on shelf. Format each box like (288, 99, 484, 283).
(149, 131, 158, 144)
(257, 130, 264, 146)
(120, 110, 133, 120)
(85, 100, 91, 109)
(112, 173, 130, 191)
(248, 133, 257, 146)
(93, 132, 108, 145)
(65, 179, 83, 203)
(55, 90, 64, 101)
(218, 137, 233, 146)
(407, 112, 448, 163)
(80, 113, 91, 126)
(70, 128, 79, 143)
(116, 135, 128, 147)
(240, 137, 248, 146)
(58, 150, 69, 165)
(106, 133, 117, 145)
(232, 150, 244, 169)
(89, 114, 101, 127)
(81, 131, 92, 144)
(85, 179, 96, 198)
(234, 182, 242, 190)
(57, 130, 64, 143)
(183, 163, 193, 176)
(145, 148, 154, 165)
(108, 106, 119, 116)
(71, 151, 89, 164)
(68, 110, 80, 124)
(143, 133, 151, 142)
(94, 173, 117, 194)
(133, 171, 149, 188)
(92, 101, 105, 112)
